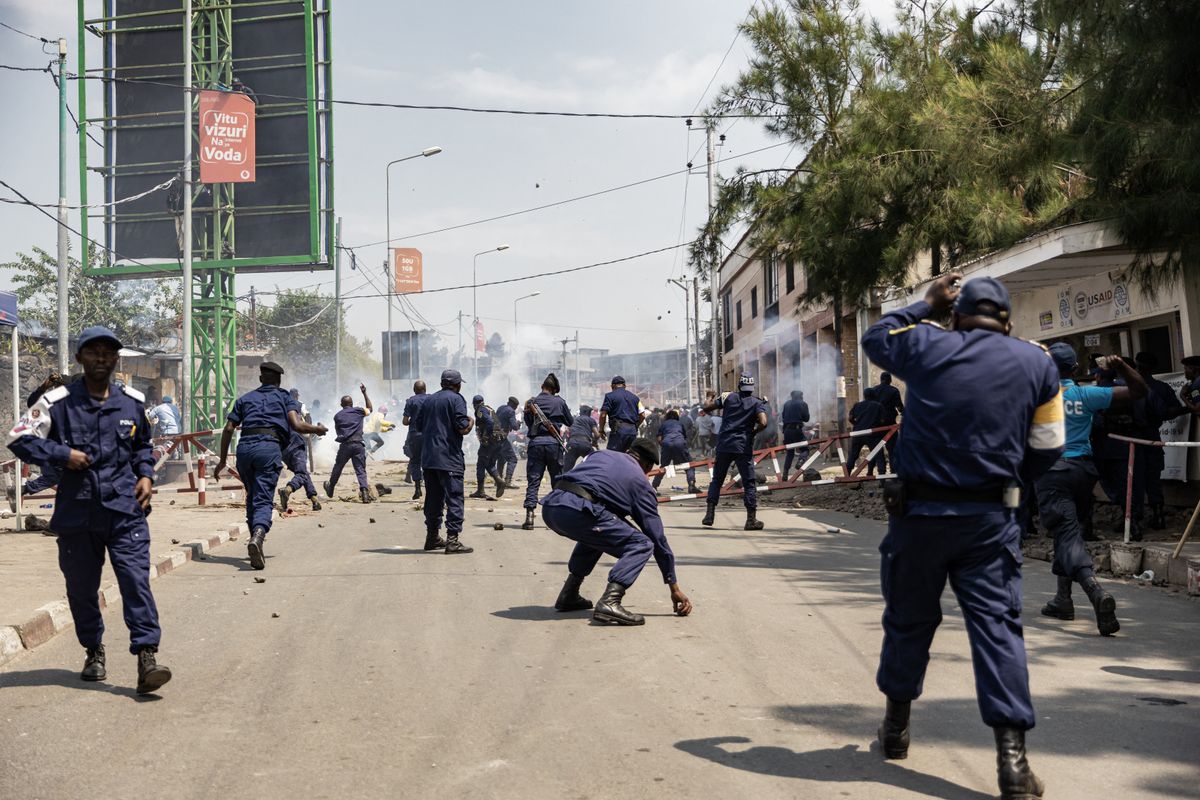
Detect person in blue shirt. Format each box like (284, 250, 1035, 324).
(278, 388, 321, 513)
(1037, 344, 1144, 636)
(215, 362, 328, 570)
(402, 380, 428, 500)
(564, 404, 599, 471)
(419, 369, 475, 553)
(469, 395, 507, 500)
(861, 274, 1064, 799)
(652, 408, 699, 495)
(7, 327, 174, 694)
(496, 396, 522, 487)
(322, 384, 374, 504)
(849, 387, 887, 476)
(779, 390, 810, 483)
(701, 374, 768, 531)
(597, 376, 644, 453)
(541, 440, 692, 625)
(521, 373, 573, 530)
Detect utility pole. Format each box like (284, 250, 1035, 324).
(335, 217, 342, 392)
(181, 0, 194, 433)
(56, 37, 69, 375)
(574, 330, 580, 410)
(248, 286, 257, 344)
(692, 276, 702, 400)
(667, 277, 693, 406)
(706, 125, 719, 395)
(456, 310, 463, 370)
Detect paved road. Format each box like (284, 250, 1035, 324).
(1, 495, 1197, 799)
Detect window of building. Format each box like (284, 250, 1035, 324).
(764, 253, 779, 306)
(785, 257, 795, 294)
(722, 292, 732, 337)
(736, 300, 743, 329)
(751, 287, 758, 319)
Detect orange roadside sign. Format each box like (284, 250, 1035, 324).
(393, 248, 423, 293)
(198, 90, 256, 183)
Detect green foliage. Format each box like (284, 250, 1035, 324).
(252, 288, 378, 379)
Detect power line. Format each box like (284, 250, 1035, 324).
(689, 0, 759, 116)
(0, 21, 54, 44)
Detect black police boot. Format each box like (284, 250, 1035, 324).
(277, 486, 292, 513)
(554, 574, 593, 612)
(360, 487, 375, 504)
(702, 502, 716, 527)
(375, 482, 393, 496)
(135, 646, 172, 695)
(247, 526, 267, 570)
(80, 644, 106, 682)
(593, 582, 645, 626)
(744, 509, 764, 531)
(994, 727, 1044, 799)
(521, 509, 536, 530)
(505, 464, 516, 486)
(310, 496, 322, 511)
(495, 475, 506, 498)
(877, 698, 910, 759)
(1082, 576, 1119, 636)
(402, 468, 411, 484)
(322, 479, 334, 499)
(1041, 576, 1074, 620)
(423, 530, 446, 551)
(687, 480, 700, 494)
(469, 485, 489, 500)
(444, 535, 473, 554)
(413, 480, 423, 501)
(1150, 504, 1166, 530)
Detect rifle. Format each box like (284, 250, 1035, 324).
(526, 398, 566, 449)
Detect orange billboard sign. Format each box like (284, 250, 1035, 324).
(198, 90, 256, 183)
(392, 248, 423, 293)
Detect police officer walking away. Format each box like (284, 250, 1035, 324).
(522, 373, 573, 530)
(861, 274, 1065, 800)
(8, 326, 172, 693)
(278, 387, 321, 513)
(779, 390, 810, 483)
(542, 440, 692, 625)
(652, 408, 699, 495)
(598, 376, 644, 453)
(469, 394, 507, 500)
(402, 380, 428, 500)
(323, 384, 374, 504)
(1038, 344, 1145, 636)
(564, 404, 600, 471)
(420, 369, 474, 553)
(496, 396, 522, 488)
(215, 362, 328, 570)
(874, 372, 904, 464)
(701, 374, 768, 531)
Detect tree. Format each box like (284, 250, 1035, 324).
(485, 332, 507, 361)
(252, 288, 377, 381)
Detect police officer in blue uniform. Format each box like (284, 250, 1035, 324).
(779, 390, 810, 483)
(1132, 353, 1189, 529)
(278, 388, 321, 513)
(564, 404, 599, 471)
(849, 387, 888, 476)
(8, 327, 172, 694)
(521, 373, 573, 530)
(701, 374, 768, 531)
(1037, 344, 1144, 635)
(652, 408, 699, 495)
(496, 396, 521, 488)
(862, 274, 1065, 800)
(874, 372, 904, 465)
(542, 440, 692, 625)
(402, 380, 428, 500)
(215, 362, 328, 570)
(323, 384, 374, 504)
(420, 369, 475, 553)
(469, 395, 507, 500)
(598, 376, 644, 453)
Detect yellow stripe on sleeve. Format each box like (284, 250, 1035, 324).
(887, 324, 917, 336)
(1033, 388, 1064, 424)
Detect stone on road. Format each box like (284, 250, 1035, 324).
(0, 500, 1196, 799)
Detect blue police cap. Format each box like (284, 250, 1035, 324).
(441, 369, 463, 385)
(162, 395, 173, 404)
(738, 373, 755, 389)
(1048, 342, 1077, 371)
(76, 325, 122, 354)
(611, 375, 625, 385)
(952, 277, 1011, 320)
(472, 394, 484, 405)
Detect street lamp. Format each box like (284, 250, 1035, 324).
(473, 245, 510, 386)
(512, 291, 541, 397)
(667, 278, 694, 405)
(383, 146, 442, 397)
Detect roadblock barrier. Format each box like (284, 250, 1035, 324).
(1107, 433, 1200, 549)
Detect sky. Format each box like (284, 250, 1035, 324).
(0, 0, 901, 360)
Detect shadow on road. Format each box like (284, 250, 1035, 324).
(1100, 665, 1200, 684)
(360, 547, 429, 556)
(674, 736, 992, 800)
(0, 668, 162, 701)
(192, 552, 257, 571)
(491, 605, 585, 621)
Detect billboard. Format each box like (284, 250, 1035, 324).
(198, 90, 256, 183)
(392, 248, 423, 294)
(382, 331, 420, 382)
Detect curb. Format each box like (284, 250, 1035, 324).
(0, 521, 249, 668)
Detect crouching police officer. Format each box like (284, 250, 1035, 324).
(214, 362, 328, 569)
(541, 439, 692, 625)
(861, 274, 1065, 800)
(7, 327, 172, 694)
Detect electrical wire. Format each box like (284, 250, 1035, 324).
(0, 21, 54, 43)
(0, 175, 177, 210)
(689, 0, 759, 116)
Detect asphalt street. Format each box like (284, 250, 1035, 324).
(1, 494, 1198, 799)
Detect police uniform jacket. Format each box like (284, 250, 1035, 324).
(715, 391, 766, 455)
(658, 418, 688, 447)
(600, 388, 642, 426)
(421, 389, 471, 472)
(524, 392, 573, 445)
(496, 404, 519, 434)
(567, 414, 598, 446)
(333, 406, 368, 444)
(403, 393, 429, 439)
(227, 385, 300, 446)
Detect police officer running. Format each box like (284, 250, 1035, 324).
(323, 384, 374, 504)
(496, 396, 522, 488)
(701, 374, 768, 531)
(598, 376, 644, 453)
(522, 373, 573, 530)
(564, 404, 600, 471)
(542, 439, 692, 625)
(419, 369, 474, 554)
(652, 408, 699, 495)
(779, 390, 810, 483)
(1038, 344, 1145, 636)
(469, 395, 507, 500)
(278, 388, 321, 513)
(861, 274, 1065, 800)
(8, 327, 172, 693)
(402, 380, 428, 500)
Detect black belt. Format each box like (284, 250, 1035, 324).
(242, 427, 283, 442)
(1065, 455, 1093, 462)
(783, 422, 805, 429)
(613, 421, 638, 430)
(905, 482, 1004, 504)
(555, 479, 596, 503)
